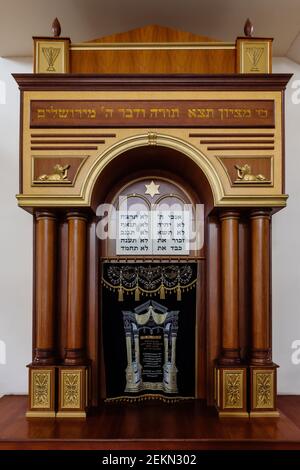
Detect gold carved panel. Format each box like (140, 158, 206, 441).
(218, 156, 272, 187)
(253, 370, 274, 409)
(31, 369, 51, 409)
(223, 370, 243, 409)
(34, 39, 70, 73)
(237, 39, 272, 73)
(32, 156, 86, 186)
(60, 370, 81, 409)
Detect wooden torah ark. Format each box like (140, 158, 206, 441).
(13, 22, 291, 419)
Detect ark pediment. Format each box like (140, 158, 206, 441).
(87, 24, 218, 44)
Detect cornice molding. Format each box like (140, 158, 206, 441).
(13, 73, 293, 92)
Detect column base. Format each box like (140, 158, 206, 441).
(26, 364, 56, 419)
(26, 410, 56, 418)
(250, 411, 280, 418)
(249, 364, 279, 417)
(218, 411, 249, 418)
(214, 364, 248, 418)
(56, 411, 86, 418)
(64, 348, 86, 366)
(57, 365, 90, 418)
(249, 348, 272, 365)
(33, 348, 56, 365)
(218, 348, 241, 365)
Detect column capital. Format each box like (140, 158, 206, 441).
(219, 210, 240, 221)
(249, 209, 272, 220)
(35, 211, 58, 221)
(66, 211, 88, 222)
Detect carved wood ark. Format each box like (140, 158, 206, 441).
(14, 19, 291, 419)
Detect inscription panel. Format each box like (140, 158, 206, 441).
(117, 209, 190, 255)
(30, 99, 275, 128)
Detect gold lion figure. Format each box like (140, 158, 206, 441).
(38, 164, 70, 181)
(235, 164, 266, 182)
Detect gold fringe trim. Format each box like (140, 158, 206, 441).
(135, 286, 140, 301)
(118, 286, 124, 302)
(102, 278, 196, 297)
(105, 394, 195, 404)
(159, 283, 165, 299)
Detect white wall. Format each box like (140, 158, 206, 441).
(0, 58, 33, 395)
(0, 56, 299, 396)
(272, 57, 300, 393)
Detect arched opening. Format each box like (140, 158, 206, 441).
(90, 141, 215, 212)
(86, 145, 219, 405)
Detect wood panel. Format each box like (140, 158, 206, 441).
(70, 49, 236, 74)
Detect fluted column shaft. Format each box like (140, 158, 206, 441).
(34, 212, 57, 364)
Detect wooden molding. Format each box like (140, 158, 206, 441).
(13, 73, 292, 92)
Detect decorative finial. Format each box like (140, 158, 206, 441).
(52, 18, 61, 37)
(244, 18, 253, 37)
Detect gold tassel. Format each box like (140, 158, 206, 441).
(160, 283, 165, 299)
(135, 286, 140, 301)
(177, 285, 182, 301)
(118, 287, 124, 302)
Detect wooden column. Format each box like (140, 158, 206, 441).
(33, 212, 57, 364)
(250, 210, 272, 365)
(219, 210, 241, 365)
(64, 212, 87, 365)
(249, 210, 278, 417)
(215, 211, 248, 417)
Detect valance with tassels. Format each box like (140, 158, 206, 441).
(101, 263, 197, 302)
